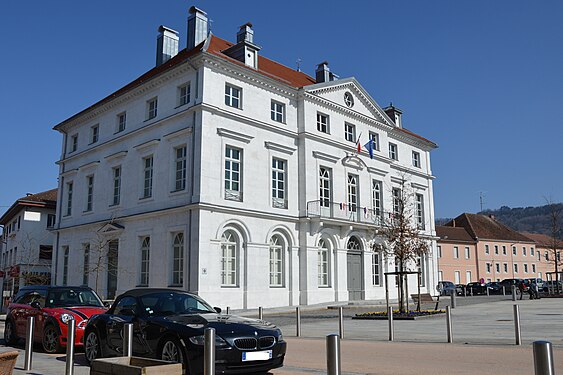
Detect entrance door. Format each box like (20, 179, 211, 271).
(347, 252, 362, 301)
(107, 240, 118, 300)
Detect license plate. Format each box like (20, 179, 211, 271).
(242, 350, 272, 361)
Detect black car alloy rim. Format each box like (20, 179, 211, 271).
(85, 332, 99, 362)
(161, 340, 183, 363)
(43, 326, 58, 352)
(4, 321, 14, 342)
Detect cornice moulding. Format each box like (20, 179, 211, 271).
(133, 139, 161, 152)
(217, 127, 254, 143)
(104, 151, 128, 161)
(264, 141, 296, 155)
(312, 151, 340, 164)
(163, 127, 193, 141)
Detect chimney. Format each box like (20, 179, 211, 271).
(383, 103, 403, 128)
(187, 6, 208, 51)
(223, 22, 261, 69)
(156, 26, 179, 66)
(315, 61, 338, 83)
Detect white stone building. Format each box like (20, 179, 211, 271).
(52, 7, 438, 307)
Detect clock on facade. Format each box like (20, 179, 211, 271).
(344, 92, 354, 107)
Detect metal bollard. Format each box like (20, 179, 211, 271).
(464, 287, 467, 297)
(24, 316, 35, 371)
(296, 307, 301, 337)
(338, 307, 344, 339)
(486, 287, 490, 296)
(503, 286, 506, 296)
(388, 306, 394, 341)
(258, 306, 263, 320)
(513, 304, 521, 345)
(446, 306, 453, 343)
(533, 340, 555, 375)
(204, 328, 215, 375)
(450, 292, 456, 308)
(65, 318, 76, 375)
(326, 334, 341, 375)
(471, 287, 474, 296)
(123, 323, 133, 357)
(512, 285, 517, 301)
(226, 306, 230, 315)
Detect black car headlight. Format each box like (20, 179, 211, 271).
(276, 330, 284, 342)
(189, 334, 229, 348)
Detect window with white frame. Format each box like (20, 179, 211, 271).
(172, 233, 184, 286)
(372, 251, 381, 286)
(142, 156, 154, 199)
(504, 263, 508, 272)
(174, 146, 187, 191)
(437, 245, 442, 258)
(514, 263, 518, 273)
(347, 174, 358, 212)
(317, 112, 329, 133)
(70, 134, 78, 153)
(372, 180, 382, 219)
(496, 263, 500, 273)
(369, 132, 380, 151)
(392, 188, 402, 216)
(225, 84, 241, 108)
(523, 247, 527, 256)
(454, 271, 460, 284)
(465, 246, 470, 259)
(178, 83, 191, 106)
(269, 235, 284, 287)
(486, 263, 491, 273)
(532, 264, 536, 273)
(318, 239, 329, 287)
(140, 236, 150, 286)
(66, 181, 73, 216)
(531, 247, 534, 256)
(117, 112, 127, 133)
(83, 243, 89, 286)
(524, 263, 528, 273)
(453, 246, 459, 258)
(412, 151, 420, 168)
(344, 122, 356, 142)
(90, 124, 99, 144)
(270, 100, 285, 123)
(47, 214, 56, 228)
(502, 245, 507, 255)
(389, 143, 398, 160)
(485, 244, 490, 254)
(319, 167, 331, 208)
(85, 175, 94, 212)
(418, 256, 426, 287)
(146, 97, 158, 120)
(513, 246, 517, 255)
(466, 271, 472, 283)
(62, 246, 69, 285)
(221, 231, 238, 286)
(224, 146, 242, 201)
(415, 194, 425, 229)
(271, 158, 286, 208)
(112, 166, 121, 206)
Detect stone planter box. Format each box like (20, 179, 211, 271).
(90, 357, 182, 375)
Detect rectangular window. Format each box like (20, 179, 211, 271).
(372, 180, 382, 219)
(39, 245, 53, 260)
(523, 247, 527, 256)
(117, 112, 127, 133)
(225, 84, 241, 108)
(46, 214, 56, 228)
(85, 175, 94, 212)
(485, 244, 490, 254)
(545, 252, 548, 260)
(392, 188, 402, 216)
(369, 132, 380, 151)
(496, 263, 500, 273)
(486, 263, 491, 273)
(140, 236, 150, 286)
(466, 271, 472, 283)
(531, 247, 535, 256)
(318, 243, 329, 287)
(412, 151, 420, 168)
(142, 156, 154, 199)
(112, 166, 121, 206)
(504, 263, 508, 272)
(454, 271, 460, 284)
(70, 134, 78, 153)
(344, 122, 356, 142)
(269, 243, 283, 287)
(319, 167, 332, 208)
(465, 246, 470, 259)
(146, 97, 158, 120)
(62, 246, 69, 285)
(532, 264, 536, 273)
(317, 112, 329, 133)
(514, 263, 518, 273)
(415, 194, 425, 229)
(221, 235, 238, 286)
(524, 263, 528, 273)
(90, 125, 99, 144)
(418, 256, 426, 287)
(66, 182, 73, 216)
(494, 245, 499, 255)
(513, 246, 517, 255)
(270, 100, 285, 123)
(271, 158, 287, 208)
(502, 245, 506, 255)
(224, 146, 242, 201)
(389, 143, 398, 160)
(172, 233, 184, 286)
(347, 174, 358, 213)
(178, 83, 191, 106)
(453, 246, 459, 259)
(83, 243, 90, 286)
(174, 146, 187, 191)
(437, 245, 442, 258)
(372, 252, 381, 286)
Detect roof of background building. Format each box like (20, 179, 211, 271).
(522, 232, 563, 249)
(0, 188, 58, 225)
(444, 213, 534, 243)
(436, 225, 475, 243)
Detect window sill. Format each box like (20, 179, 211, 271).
(318, 285, 332, 289)
(221, 285, 240, 288)
(82, 210, 94, 216)
(139, 196, 154, 203)
(108, 203, 121, 210)
(169, 188, 187, 196)
(269, 285, 286, 289)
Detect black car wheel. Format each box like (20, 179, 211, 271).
(160, 337, 187, 371)
(4, 319, 18, 345)
(42, 324, 62, 353)
(84, 330, 101, 364)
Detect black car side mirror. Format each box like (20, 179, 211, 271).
(214, 307, 222, 314)
(30, 301, 41, 309)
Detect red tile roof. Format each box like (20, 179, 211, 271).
(436, 226, 475, 243)
(445, 213, 534, 243)
(521, 232, 563, 249)
(0, 188, 58, 225)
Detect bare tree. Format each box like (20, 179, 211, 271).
(377, 177, 430, 313)
(16, 232, 52, 286)
(545, 199, 562, 293)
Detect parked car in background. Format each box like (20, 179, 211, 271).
(437, 281, 456, 296)
(4, 286, 106, 353)
(525, 278, 544, 289)
(500, 278, 528, 294)
(486, 281, 503, 294)
(466, 282, 488, 295)
(455, 284, 466, 296)
(84, 288, 286, 374)
(542, 280, 563, 293)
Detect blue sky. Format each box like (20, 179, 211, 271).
(1, 0, 562, 219)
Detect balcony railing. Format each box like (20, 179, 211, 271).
(307, 200, 387, 225)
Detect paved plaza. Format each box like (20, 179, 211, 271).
(0, 295, 561, 374)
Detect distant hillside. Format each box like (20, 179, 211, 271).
(436, 203, 563, 239)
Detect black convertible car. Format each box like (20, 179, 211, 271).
(84, 288, 285, 374)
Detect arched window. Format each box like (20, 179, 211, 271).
(318, 239, 330, 287)
(221, 231, 238, 286)
(269, 235, 285, 287)
(139, 236, 150, 286)
(347, 237, 361, 251)
(172, 233, 184, 286)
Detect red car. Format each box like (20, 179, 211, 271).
(4, 286, 107, 353)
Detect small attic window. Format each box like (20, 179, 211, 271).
(344, 92, 354, 108)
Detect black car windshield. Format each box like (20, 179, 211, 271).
(140, 292, 215, 316)
(46, 288, 104, 308)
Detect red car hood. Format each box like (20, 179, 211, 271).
(48, 306, 107, 321)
